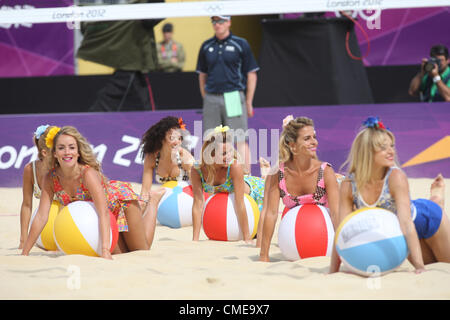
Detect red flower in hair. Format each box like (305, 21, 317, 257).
(378, 121, 386, 129)
(178, 117, 186, 130)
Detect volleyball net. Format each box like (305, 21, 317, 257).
(0, 0, 448, 24)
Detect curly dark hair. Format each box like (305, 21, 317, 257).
(141, 116, 181, 158)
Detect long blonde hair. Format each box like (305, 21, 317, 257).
(199, 131, 239, 185)
(341, 126, 398, 191)
(279, 116, 315, 163)
(48, 126, 102, 173)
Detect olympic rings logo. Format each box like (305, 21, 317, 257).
(203, 4, 224, 14)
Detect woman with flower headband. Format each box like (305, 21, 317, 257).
(140, 116, 195, 208)
(22, 126, 161, 259)
(259, 116, 340, 261)
(19, 125, 57, 249)
(329, 116, 450, 274)
(191, 125, 266, 243)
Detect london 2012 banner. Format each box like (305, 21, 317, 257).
(0, 0, 74, 77)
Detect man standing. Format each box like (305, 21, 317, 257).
(196, 15, 259, 174)
(157, 23, 186, 72)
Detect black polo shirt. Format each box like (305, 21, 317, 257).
(196, 32, 259, 94)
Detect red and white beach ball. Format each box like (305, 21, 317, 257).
(202, 193, 260, 241)
(53, 201, 119, 257)
(278, 204, 334, 261)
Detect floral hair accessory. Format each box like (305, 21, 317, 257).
(362, 116, 387, 130)
(282, 115, 294, 129)
(214, 125, 230, 133)
(178, 117, 186, 130)
(34, 124, 50, 139)
(45, 126, 61, 149)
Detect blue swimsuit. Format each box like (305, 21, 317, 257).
(350, 167, 442, 239)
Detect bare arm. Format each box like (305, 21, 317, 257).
(198, 72, 207, 99)
(229, 163, 251, 242)
(408, 59, 427, 97)
(83, 168, 112, 260)
(259, 172, 281, 261)
(191, 167, 205, 241)
(140, 153, 155, 205)
(19, 163, 34, 248)
(323, 165, 340, 229)
(329, 179, 353, 273)
(246, 71, 257, 117)
(389, 169, 425, 273)
(431, 65, 450, 101)
(21, 173, 54, 256)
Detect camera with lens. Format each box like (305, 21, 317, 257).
(423, 57, 441, 73)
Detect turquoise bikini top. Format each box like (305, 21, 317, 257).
(194, 160, 235, 194)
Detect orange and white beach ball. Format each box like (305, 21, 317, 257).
(53, 201, 119, 257)
(278, 204, 334, 261)
(202, 192, 260, 241)
(29, 200, 61, 251)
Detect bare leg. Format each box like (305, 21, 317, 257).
(259, 157, 271, 180)
(423, 174, 450, 263)
(430, 173, 445, 210)
(122, 201, 151, 251)
(142, 188, 166, 248)
(419, 238, 436, 264)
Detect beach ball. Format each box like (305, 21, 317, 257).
(157, 181, 207, 228)
(278, 204, 334, 261)
(202, 192, 260, 241)
(53, 201, 119, 257)
(29, 200, 61, 251)
(335, 207, 409, 277)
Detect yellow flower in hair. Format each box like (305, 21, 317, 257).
(214, 125, 230, 133)
(45, 127, 61, 149)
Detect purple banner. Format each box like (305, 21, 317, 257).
(1, 102, 449, 187)
(0, 0, 74, 77)
(283, 7, 450, 66)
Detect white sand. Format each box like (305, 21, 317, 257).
(0, 179, 449, 300)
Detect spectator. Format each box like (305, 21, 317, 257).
(157, 23, 186, 72)
(196, 15, 259, 175)
(77, 0, 164, 112)
(408, 44, 450, 102)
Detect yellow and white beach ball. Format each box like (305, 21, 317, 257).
(29, 200, 61, 251)
(53, 201, 119, 257)
(202, 192, 260, 241)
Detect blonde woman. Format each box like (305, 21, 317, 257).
(259, 116, 340, 262)
(19, 125, 56, 249)
(22, 126, 162, 259)
(191, 126, 265, 243)
(329, 117, 449, 274)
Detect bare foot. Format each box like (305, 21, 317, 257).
(430, 173, 445, 209)
(259, 157, 270, 179)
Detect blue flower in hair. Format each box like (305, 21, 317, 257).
(34, 124, 50, 139)
(362, 116, 387, 130)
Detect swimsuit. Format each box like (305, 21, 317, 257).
(194, 160, 265, 211)
(154, 151, 189, 183)
(51, 165, 138, 232)
(349, 167, 442, 239)
(278, 162, 331, 210)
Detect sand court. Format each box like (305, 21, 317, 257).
(1, 179, 449, 300)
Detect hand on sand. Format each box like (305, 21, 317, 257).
(102, 249, 113, 260)
(414, 267, 426, 274)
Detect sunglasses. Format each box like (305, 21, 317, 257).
(212, 19, 228, 25)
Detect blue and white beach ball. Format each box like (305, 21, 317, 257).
(157, 181, 194, 228)
(335, 207, 409, 277)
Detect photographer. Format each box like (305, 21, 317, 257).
(408, 44, 450, 102)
